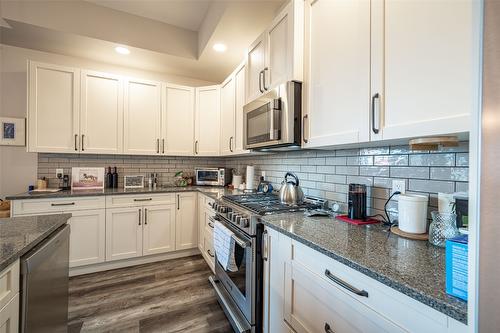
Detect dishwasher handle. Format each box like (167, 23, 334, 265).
(21, 224, 70, 275)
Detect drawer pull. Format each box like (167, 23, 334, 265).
(208, 221, 214, 229)
(133, 198, 153, 202)
(51, 202, 75, 206)
(324, 269, 368, 297)
(207, 249, 215, 258)
(324, 323, 335, 333)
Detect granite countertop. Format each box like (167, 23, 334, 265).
(261, 212, 467, 324)
(0, 214, 72, 271)
(6, 186, 243, 201)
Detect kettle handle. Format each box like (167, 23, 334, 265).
(285, 172, 299, 186)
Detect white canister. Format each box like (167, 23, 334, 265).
(232, 175, 242, 189)
(398, 194, 429, 234)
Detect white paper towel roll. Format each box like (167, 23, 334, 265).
(246, 166, 255, 190)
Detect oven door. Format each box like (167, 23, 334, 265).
(196, 169, 221, 185)
(244, 88, 282, 150)
(214, 219, 256, 325)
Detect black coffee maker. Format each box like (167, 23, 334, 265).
(348, 183, 367, 220)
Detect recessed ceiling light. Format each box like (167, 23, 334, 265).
(115, 46, 130, 55)
(213, 43, 227, 52)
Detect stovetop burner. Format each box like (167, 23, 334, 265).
(223, 193, 321, 215)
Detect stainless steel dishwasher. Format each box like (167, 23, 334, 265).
(20, 224, 70, 333)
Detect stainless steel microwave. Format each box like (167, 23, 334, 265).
(243, 81, 302, 150)
(195, 168, 231, 186)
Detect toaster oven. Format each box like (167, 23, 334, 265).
(195, 168, 231, 186)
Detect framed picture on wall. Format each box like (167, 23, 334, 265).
(71, 167, 105, 190)
(0, 117, 26, 146)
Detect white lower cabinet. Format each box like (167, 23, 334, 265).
(0, 261, 19, 333)
(142, 205, 176, 255)
(106, 207, 143, 261)
(68, 209, 106, 267)
(197, 193, 216, 272)
(197, 194, 206, 252)
(175, 192, 197, 250)
(0, 294, 19, 333)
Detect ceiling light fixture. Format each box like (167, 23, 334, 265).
(213, 43, 227, 52)
(115, 46, 130, 55)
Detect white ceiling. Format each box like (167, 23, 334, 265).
(86, 0, 214, 31)
(0, 0, 285, 82)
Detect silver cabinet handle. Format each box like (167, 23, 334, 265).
(162, 139, 165, 154)
(263, 67, 269, 90)
(156, 138, 160, 153)
(74, 134, 78, 151)
(324, 323, 335, 333)
(51, 202, 75, 207)
(262, 229, 268, 261)
(138, 208, 142, 226)
(324, 269, 368, 297)
(371, 93, 380, 134)
(302, 114, 309, 143)
(134, 198, 152, 202)
(207, 249, 215, 258)
(177, 194, 180, 210)
(229, 137, 234, 152)
(144, 208, 148, 225)
(195, 140, 199, 155)
(258, 70, 264, 93)
(81, 134, 85, 151)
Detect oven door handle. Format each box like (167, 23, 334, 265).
(232, 234, 250, 248)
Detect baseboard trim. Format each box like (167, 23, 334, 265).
(69, 248, 200, 276)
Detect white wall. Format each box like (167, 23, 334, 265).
(0, 44, 215, 199)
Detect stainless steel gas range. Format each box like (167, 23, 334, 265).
(209, 193, 323, 333)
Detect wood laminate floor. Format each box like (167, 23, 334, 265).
(68, 255, 232, 333)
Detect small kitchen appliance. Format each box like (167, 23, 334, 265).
(195, 167, 231, 186)
(279, 172, 304, 205)
(347, 184, 367, 220)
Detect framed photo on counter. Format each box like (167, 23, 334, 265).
(71, 167, 105, 190)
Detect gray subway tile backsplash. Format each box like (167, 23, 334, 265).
(38, 142, 469, 219)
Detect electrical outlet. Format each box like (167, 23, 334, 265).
(392, 180, 406, 194)
(56, 169, 64, 179)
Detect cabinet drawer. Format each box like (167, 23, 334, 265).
(106, 193, 175, 208)
(205, 212, 216, 230)
(204, 226, 215, 265)
(291, 240, 449, 332)
(285, 261, 403, 333)
(0, 293, 19, 333)
(204, 195, 215, 209)
(0, 260, 19, 311)
(12, 196, 105, 215)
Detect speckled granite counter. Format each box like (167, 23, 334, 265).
(261, 212, 467, 324)
(6, 186, 242, 201)
(0, 214, 71, 271)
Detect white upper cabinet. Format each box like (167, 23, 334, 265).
(123, 78, 162, 155)
(195, 85, 220, 156)
(28, 61, 80, 153)
(371, 0, 480, 140)
(220, 75, 236, 155)
(246, 0, 304, 103)
(80, 70, 123, 154)
(303, 0, 371, 148)
(234, 63, 249, 154)
(163, 84, 195, 156)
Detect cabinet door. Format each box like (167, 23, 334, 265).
(68, 209, 106, 267)
(28, 61, 80, 153)
(175, 193, 197, 250)
(220, 76, 236, 155)
(197, 194, 206, 252)
(0, 294, 19, 333)
(303, 0, 370, 148)
(123, 78, 162, 155)
(163, 84, 195, 156)
(284, 261, 403, 333)
(246, 33, 267, 102)
(234, 63, 249, 154)
(195, 86, 220, 156)
(374, 0, 479, 140)
(80, 70, 123, 154)
(143, 205, 176, 255)
(266, 2, 292, 90)
(106, 207, 143, 261)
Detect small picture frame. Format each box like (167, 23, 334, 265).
(124, 175, 144, 189)
(0, 117, 26, 146)
(71, 167, 105, 190)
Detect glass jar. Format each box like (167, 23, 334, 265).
(429, 211, 460, 247)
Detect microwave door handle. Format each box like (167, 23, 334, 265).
(269, 104, 275, 140)
(269, 100, 281, 141)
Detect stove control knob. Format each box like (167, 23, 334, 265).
(220, 206, 227, 213)
(236, 215, 242, 224)
(231, 214, 239, 223)
(228, 212, 234, 220)
(240, 217, 249, 227)
(213, 203, 218, 211)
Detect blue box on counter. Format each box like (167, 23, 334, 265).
(446, 234, 468, 301)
